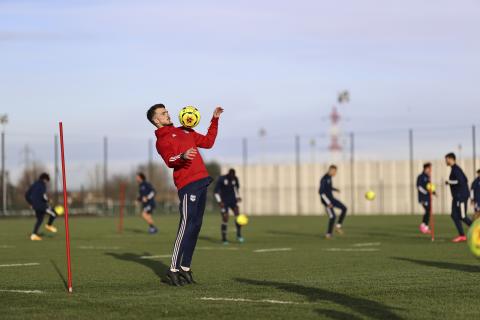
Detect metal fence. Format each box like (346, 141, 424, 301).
(0, 123, 478, 216)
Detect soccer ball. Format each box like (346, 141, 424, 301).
(467, 219, 480, 258)
(427, 183, 436, 193)
(54, 205, 65, 216)
(179, 106, 201, 128)
(365, 191, 376, 201)
(236, 214, 249, 226)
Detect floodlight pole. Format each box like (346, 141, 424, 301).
(148, 139, 153, 181)
(54, 134, 59, 204)
(473, 125, 477, 177)
(242, 138, 248, 212)
(350, 132, 355, 215)
(103, 136, 108, 211)
(1, 114, 8, 215)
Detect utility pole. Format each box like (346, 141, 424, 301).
(0, 114, 7, 214)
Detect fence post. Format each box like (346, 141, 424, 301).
(350, 132, 355, 215)
(295, 135, 301, 215)
(409, 129, 414, 215)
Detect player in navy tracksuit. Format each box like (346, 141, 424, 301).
(445, 153, 472, 242)
(214, 169, 244, 244)
(471, 169, 480, 219)
(136, 173, 158, 234)
(148, 104, 223, 286)
(319, 165, 347, 238)
(417, 163, 434, 234)
(25, 173, 57, 241)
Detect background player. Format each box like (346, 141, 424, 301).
(136, 172, 158, 234)
(25, 173, 58, 241)
(319, 165, 348, 239)
(445, 153, 472, 242)
(417, 163, 434, 234)
(148, 104, 223, 286)
(471, 169, 480, 220)
(214, 169, 244, 244)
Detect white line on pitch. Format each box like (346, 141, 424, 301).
(324, 248, 379, 252)
(352, 242, 381, 247)
(254, 248, 292, 253)
(0, 245, 15, 249)
(78, 246, 121, 250)
(0, 263, 40, 268)
(140, 255, 171, 260)
(199, 297, 300, 305)
(0, 290, 44, 294)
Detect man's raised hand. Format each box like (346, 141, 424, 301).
(213, 107, 224, 118)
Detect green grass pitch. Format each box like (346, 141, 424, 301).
(0, 214, 479, 319)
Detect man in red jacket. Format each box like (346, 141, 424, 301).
(147, 104, 223, 286)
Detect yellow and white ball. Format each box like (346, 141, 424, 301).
(468, 219, 480, 258)
(236, 214, 249, 226)
(365, 190, 376, 201)
(179, 106, 201, 128)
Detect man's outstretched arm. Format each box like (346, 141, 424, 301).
(194, 107, 224, 149)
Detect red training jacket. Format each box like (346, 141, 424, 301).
(155, 117, 219, 190)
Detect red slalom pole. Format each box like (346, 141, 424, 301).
(59, 122, 73, 293)
(118, 183, 126, 234)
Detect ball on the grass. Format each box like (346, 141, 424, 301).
(365, 190, 376, 201)
(236, 214, 249, 226)
(179, 106, 201, 128)
(54, 205, 65, 216)
(427, 182, 436, 193)
(468, 219, 480, 258)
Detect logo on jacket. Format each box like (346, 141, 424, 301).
(172, 134, 177, 138)
(190, 195, 197, 202)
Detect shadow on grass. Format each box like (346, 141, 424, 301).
(392, 257, 480, 273)
(106, 252, 170, 282)
(50, 259, 68, 290)
(198, 235, 221, 244)
(235, 278, 403, 320)
(124, 228, 146, 234)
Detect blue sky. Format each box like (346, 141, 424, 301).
(1, 0, 479, 186)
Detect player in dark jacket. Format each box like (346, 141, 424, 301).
(445, 153, 472, 243)
(214, 169, 243, 244)
(25, 173, 57, 241)
(319, 165, 347, 239)
(136, 173, 158, 234)
(416, 163, 434, 234)
(471, 169, 480, 220)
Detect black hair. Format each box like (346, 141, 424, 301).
(423, 162, 432, 170)
(477, 169, 480, 174)
(39, 173, 50, 182)
(445, 152, 456, 161)
(329, 165, 338, 170)
(147, 104, 165, 125)
(137, 172, 146, 181)
(228, 169, 236, 176)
